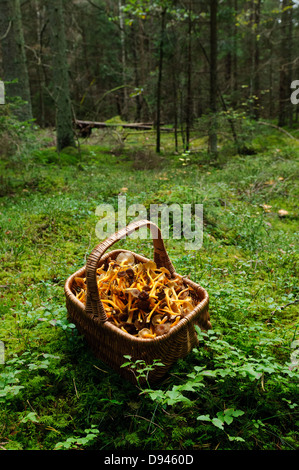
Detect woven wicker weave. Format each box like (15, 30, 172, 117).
(64, 219, 211, 385)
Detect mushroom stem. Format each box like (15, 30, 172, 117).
(177, 287, 189, 298)
(146, 300, 162, 323)
(170, 316, 180, 328)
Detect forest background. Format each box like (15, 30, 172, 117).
(1, 0, 299, 149)
(0, 0, 298, 453)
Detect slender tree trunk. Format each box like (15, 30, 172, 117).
(209, 0, 218, 156)
(172, 71, 178, 153)
(225, 0, 233, 92)
(47, 0, 75, 151)
(156, 7, 167, 154)
(278, 0, 293, 127)
(185, 1, 192, 151)
(268, 34, 274, 120)
(199, 37, 240, 152)
(0, 0, 32, 121)
(253, 0, 261, 120)
(131, 23, 142, 122)
(180, 89, 186, 149)
(288, 2, 293, 127)
(118, 0, 128, 119)
(34, 0, 47, 127)
(232, 0, 238, 105)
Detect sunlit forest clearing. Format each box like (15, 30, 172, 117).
(0, 0, 298, 452)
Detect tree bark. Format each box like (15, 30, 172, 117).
(0, 0, 33, 121)
(118, 0, 128, 119)
(252, 0, 261, 120)
(156, 7, 166, 154)
(232, 0, 238, 104)
(278, 0, 293, 127)
(47, 0, 75, 151)
(34, 0, 47, 128)
(209, 0, 218, 156)
(185, 1, 192, 151)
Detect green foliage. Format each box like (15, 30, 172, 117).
(121, 356, 165, 389)
(54, 426, 100, 450)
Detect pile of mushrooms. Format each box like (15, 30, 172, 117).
(74, 252, 196, 339)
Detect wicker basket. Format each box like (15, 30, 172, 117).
(64, 220, 211, 385)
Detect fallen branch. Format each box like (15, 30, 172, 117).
(75, 119, 173, 132)
(280, 299, 299, 310)
(268, 298, 299, 322)
(258, 121, 298, 140)
(75, 119, 153, 131)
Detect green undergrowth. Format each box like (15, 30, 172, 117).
(0, 123, 298, 451)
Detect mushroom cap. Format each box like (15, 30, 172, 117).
(125, 288, 140, 298)
(143, 260, 157, 270)
(134, 318, 146, 330)
(181, 300, 195, 316)
(116, 252, 135, 265)
(138, 328, 152, 338)
(278, 209, 289, 217)
(155, 323, 171, 336)
(151, 314, 163, 326)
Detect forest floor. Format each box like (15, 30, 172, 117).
(0, 121, 298, 452)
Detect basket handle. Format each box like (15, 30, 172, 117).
(85, 219, 176, 321)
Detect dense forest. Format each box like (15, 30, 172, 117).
(0, 0, 298, 454)
(1, 0, 299, 149)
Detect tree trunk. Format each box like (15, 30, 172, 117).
(252, 0, 261, 120)
(288, 2, 293, 127)
(118, 0, 128, 119)
(173, 73, 178, 153)
(156, 7, 166, 154)
(131, 23, 142, 122)
(0, 0, 33, 121)
(209, 0, 218, 156)
(34, 0, 47, 128)
(278, 0, 293, 127)
(185, 1, 192, 151)
(47, 0, 75, 151)
(232, 0, 238, 105)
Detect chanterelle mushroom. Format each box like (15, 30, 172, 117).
(116, 252, 135, 266)
(138, 328, 154, 338)
(155, 323, 171, 336)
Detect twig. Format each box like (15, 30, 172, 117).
(258, 121, 298, 140)
(93, 364, 108, 373)
(269, 299, 299, 320)
(280, 299, 299, 310)
(26, 400, 40, 420)
(85, 0, 105, 11)
(125, 414, 164, 430)
(0, 21, 11, 41)
(73, 377, 79, 398)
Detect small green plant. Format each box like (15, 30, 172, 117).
(197, 409, 245, 442)
(121, 355, 165, 389)
(0, 365, 24, 404)
(54, 425, 100, 450)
